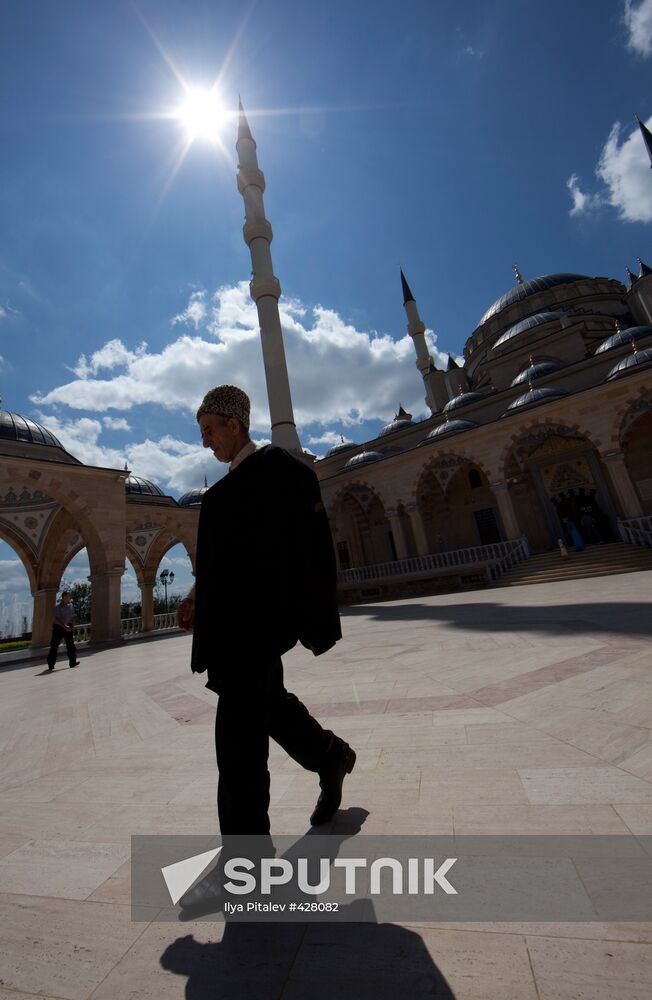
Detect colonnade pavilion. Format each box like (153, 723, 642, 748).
(2, 261, 652, 646)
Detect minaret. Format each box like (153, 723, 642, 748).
(636, 115, 652, 169)
(400, 269, 446, 413)
(236, 99, 302, 452)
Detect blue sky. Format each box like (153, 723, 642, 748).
(1, 0, 652, 625)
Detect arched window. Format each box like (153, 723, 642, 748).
(468, 469, 482, 489)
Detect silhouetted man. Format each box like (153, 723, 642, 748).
(177, 385, 355, 912)
(47, 590, 79, 670)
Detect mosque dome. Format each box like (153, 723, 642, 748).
(0, 409, 80, 464)
(442, 392, 486, 414)
(343, 450, 384, 469)
(605, 346, 652, 381)
(594, 325, 652, 355)
(178, 482, 209, 507)
(510, 360, 563, 387)
(478, 274, 588, 326)
(379, 405, 414, 437)
(494, 311, 566, 350)
(125, 474, 165, 497)
(505, 387, 568, 414)
(425, 418, 478, 440)
(325, 439, 357, 458)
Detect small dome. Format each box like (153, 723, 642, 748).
(0, 410, 80, 464)
(494, 311, 566, 350)
(594, 325, 652, 355)
(510, 361, 562, 387)
(343, 450, 384, 469)
(325, 439, 357, 458)
(505, 387, 568, 413)
(443, 391, 486, 414)
(425, 418, 478, 440)
(605, 346, 652, 381)
(479, 274, 588, 326)
(379, 405, 414, 437)
(125, 474, 165, 497)
(0, 410, 64, 448)
(178, 486, 209, 507)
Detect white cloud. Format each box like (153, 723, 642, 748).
(566, 173, 604, 216)
(463, 46, 483, 58)
(32, 282, 449, 432)
(624, 0, 652, 56)
(0, 301, 21, 321)
(597, 119, 652, 222)
(566, 117, 652, 223)
(307, 430, 355, 447)
(103, 416, 131, 431)
(172, 289, 208, 329)
(31, 411, 217, 494)
(72, 339, 147, 379)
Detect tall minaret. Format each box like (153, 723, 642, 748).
(236, 99, 302, 452)
(400, 269, 446, 413)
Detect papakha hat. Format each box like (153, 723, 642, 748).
(196, 385, 250, 431)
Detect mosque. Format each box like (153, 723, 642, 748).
(1, 105, 651, 645)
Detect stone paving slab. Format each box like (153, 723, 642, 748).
(0, 571, 651, 998)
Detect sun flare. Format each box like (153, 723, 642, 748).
(176, 88, 227, 142)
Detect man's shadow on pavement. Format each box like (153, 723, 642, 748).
(160, 808, 456, 999)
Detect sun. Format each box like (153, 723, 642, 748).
(176, 87, 227, 143)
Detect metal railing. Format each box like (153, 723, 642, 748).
(618, 516, 652, 548)
(337, 536, 530, 587)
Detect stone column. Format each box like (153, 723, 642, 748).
(89, 570, 124, 642)
(31, 588, 57, 648)
(386, 508, 409, 560)
(140, 578, 155, 632)
(405, 504, 430, 556)
(490, 480, 521, 540)
(601, 451, 644, 518)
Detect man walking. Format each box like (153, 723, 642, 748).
(47, 591, 79, 670)
(177, 385, 355, 912)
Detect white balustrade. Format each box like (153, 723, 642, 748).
(337, 536, 531, 587)
(73, 612, 180, 642)
(617, 516, 652, 548)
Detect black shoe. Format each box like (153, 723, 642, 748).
(70, 662, 80, 668)
(178, 866, 225, 918)
(310, 737, 356, 826)
(48, 666, 54, 671)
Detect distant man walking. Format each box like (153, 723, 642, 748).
(177, 385, 355, 912)
(47, 591, 79, 670)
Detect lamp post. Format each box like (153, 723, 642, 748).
(158, 569, 175, 612)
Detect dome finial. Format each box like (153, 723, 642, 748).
(625, 265, 637, 290)
(124, 461, 128, 471)
(637, 256, 652, 277)
(513, 263, 524, 285)
(614, 317, 623, 332)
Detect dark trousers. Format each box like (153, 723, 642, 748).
(215, 657, 331, 835)
(47, 625, 77, 668)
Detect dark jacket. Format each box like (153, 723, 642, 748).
(191, 445, 341, 689)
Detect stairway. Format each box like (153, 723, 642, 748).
(494, 542, 652, 587)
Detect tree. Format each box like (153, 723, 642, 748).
(61, 581, 92, 624)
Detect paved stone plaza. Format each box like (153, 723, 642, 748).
(1, 572, 652, 999)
